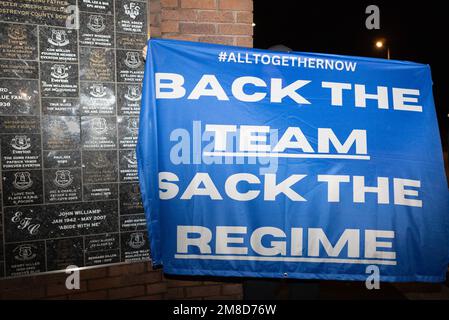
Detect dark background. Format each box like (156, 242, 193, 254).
(254, 1, 449, 154)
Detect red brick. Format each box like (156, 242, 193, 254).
(221, 283, 242, 295)
(69, 290, 108, 300)
(108, 263, 145, 277)
(129, 294, 165, 300)
(185, 285, 221, 298)
(164, 34, 200, 41)
(218, 23, 253, 36)
(219, 0, 252, 11)
(198, 35, 234, 45)
(236, 11, 252, 24)
(88, 271, 162, 290)
(204, 294, 240, 300)
(150, 0, 162, 12)
(1, 286, 46, 300)
(161, 0, 179, 8)
(166, 287, 185, 299)
(109, 285, 146, 299)
(161, 20, 180, 33)
(151, 27, 162, 37)
(235, 36, 253, 47)
(181, 0, 217, 9)
(162, 8, 197, 21)
(146, 282, 168, 295)
(166, 279, 203, 287)
(82, 267, 108, 279)
(197, 10, 234, 22)
(179, 22, 216, 34)
(46, 280, 87, 297)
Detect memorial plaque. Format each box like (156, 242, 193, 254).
(0, 79, 39, 116)
(0, 0, 149, 279)
(40, 62, 79, 97)
(85, 233, 120, 266)
(80, 82, 116, 115)
(82, 150, 118, 183)
(117, 83, 141, 115)
(41, 97, 80, 116)
(2, 170, 43, 206)
(43, 150, 81, 169)
(116, 49, 144, 83)
(1, 134, 42, 170)
(80, 47, 115, 82)
(5, 241, 46, 277)
(4, 206, 46, 243)
(119, 182, 143, 215)
(44, 168, 82, 203)
(118, 116, 139, 149)
(0, 116, 40, 134)
(81, 116, 117, 149)
(0, 0, 76, 26)
(116, 32, 147, 50)
(120, 214, 147, 232)
(46, 237, 84, 271)
(119, 149, 138, 182)
(121, 231, 150, 262)
(116, 0, 147, 34)
(0, 23, 37, 60)
(42, 116, 80, 150)
(83, 183, 118, 201)
(80, 0, 114, 15)
(45, 201, 118, 238)
(0, 60, 39, 79)
(80, 12, 114, 47)
(39, 26, 78, 62)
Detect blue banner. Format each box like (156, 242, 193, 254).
(137, 38, 449, 282)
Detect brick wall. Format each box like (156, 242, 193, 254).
(0, 0, 252, 300)
(152, 0, 253, 47)
(0, 262, 242, 300)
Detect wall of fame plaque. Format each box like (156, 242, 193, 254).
(0, 0, 149, 278)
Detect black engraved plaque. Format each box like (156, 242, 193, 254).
(0, 60, 39, 79)
(82, 150, 118, 183)
(41, 97, 80, 116)
(44, 150, 81, 169)
(116, 0, 147, 34)
(46, 237, 84, 271)
(40, 62, 79, 97)
(80, 12, 114, 47)
(116, 49, 144, 83)
(119, 149, 138, 182)
(80, 82, 116, 115)
(0, 23, 38, 60)
(121, 231, 150, 262)
(1, 134, 42, 170)
(0, 0, 149, 279)
(117, 83, 141, 115)
(80, 0, 114, 15)
(81, 116, 117, 149)
(0, 79, 39, 116)
(44, 168, 82, 203)
(39, 26, 78, 63)
(5, 241, 46, 277)
(2, 170, 43, 206)
(118, 116, 139, 149)
(42, 116, 81, 150)
(119, 182, 143, 215)
(80, 47, 115, 82)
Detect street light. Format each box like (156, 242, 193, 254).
(375, 39, 390, 60)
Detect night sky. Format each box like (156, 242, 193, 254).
(254, 1, 448, 152)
